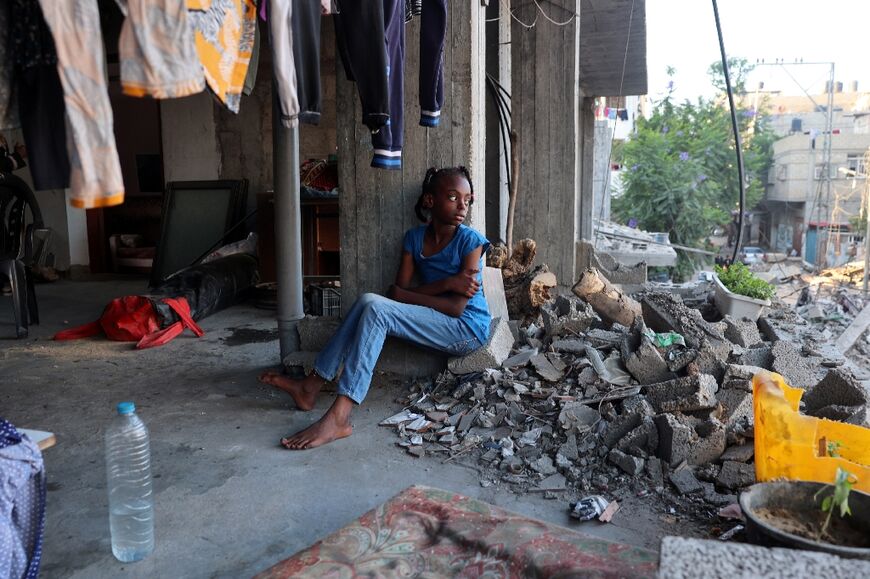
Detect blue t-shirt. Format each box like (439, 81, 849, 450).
(402, 224, 492, 343)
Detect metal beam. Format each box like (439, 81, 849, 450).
(272, 92, 304, 360)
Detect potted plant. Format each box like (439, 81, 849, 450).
(713, 261, 774, 321)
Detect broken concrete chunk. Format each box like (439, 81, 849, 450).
(803, 368, 870, 412)
(734, 346, 773, 371)
(608, 449, 645, 476)
(622, 335, 675, 385)
(529, 455, 557, 475)
(715, 388, 753, 433)
(585, 329, 624, 348)
(501, 347, 538, 369)
(380, 410, 423, 426)
(552, 338, 588, 354)
(700, 482, 737, 506)
(641, 292, 727, 350)
(720, 443, 754, 463)
(558, 433, 579, 461)
(668, 466, 703, 495)
(530, 353, 564, 382)
(655, 414, 726, 466)
(448, 318, 514, 374)
(722, 316, 763, 348)
(617, 417, 659, 457)
(666, 348, 699, 373)
(558, 402, 600, 433)
(770, 341, 818, 389)
(645, 375, 718, 413)
(716, 460, 755, 490)
(646, 456, 665, 489)
(722, 365, 764, 391)
(537, 473, 567, 490)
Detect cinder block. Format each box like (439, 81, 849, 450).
(804, 368, 869, 411)
(722, 316, 763, 348)
(608, 449, 645, 476)
(715, 388, 753, 432)
(734, 346, 773, 370)
(617, 417, 659, 457)
(655, 413, 726, 466)
(449, 318, 514, 375)
(771, 341, 818, 389)
(622, 335, 675, 385)
(645, 375, 718, 413)
(722, 364, 765, 391)
(715, 460, 755, 490)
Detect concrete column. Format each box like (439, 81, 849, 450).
(337, 2, 487, 307)
(511, 0, 583, 286)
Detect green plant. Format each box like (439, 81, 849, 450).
(714, 262, 775, 301)
(814, 467, 856, 540)
(827, 440, 844, 458)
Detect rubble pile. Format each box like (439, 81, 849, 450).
(380, 274, 870, 525)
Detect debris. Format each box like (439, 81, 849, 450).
(717, 503, 744, 521)
(529, 455, 557, 475)
(655, 414, 726, 466)
(668, 464, 703, 495)
(537, 473, 567, 491)
(715, 388, 753, 433)
(608, 449, 645, 476)
(770, 341, 819, 389)
(380, 410, 422, 426)
(558, 402, 601, 433)
(572, 267, 642, 327)
(644, 375, 719, 413)
(719, 444, 754, 463)
(622, 324, 676, 385)
(530, 353, 565, 382)
(570, 495, 609, 521)
(448, 318, 515, 374)
(598, 500, 620, 523)
(835, 303, 870, 354)
(643, 328, 686, 348)
(501, 347, 538, 369)
(717, 525, 744, 541)
(721, 316, 762, 348)
(715, 460, 755, 490)
(803, 368, 869, 412)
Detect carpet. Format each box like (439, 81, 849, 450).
(255, 485, 658, 578)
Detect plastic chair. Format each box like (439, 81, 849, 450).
(0, 174, 43, 338)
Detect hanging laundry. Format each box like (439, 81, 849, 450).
(617, 109, 629, 121)
(117, 0, 204, 99)
(334, 0, 390, 134)
(418, 0, 447, 128)
(37, 0, 124, 208)
(321, 0, 338, 15)
(0, 4, 19, 131)
(187, 0, 256, 114)
(404, 0, 422, 22)
(292, 0, 323, 124)
(268, 0, 300, 128)
(242, 15, 259, 96)
(607, 108, 617, 120)
(371, 0, 405, 170)
(8, 0, 71, 191)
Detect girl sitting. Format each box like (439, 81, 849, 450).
(259, 166, 491, 450)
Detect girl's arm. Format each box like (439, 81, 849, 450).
(394, 251, 479, 298)
(389, 246, 484, 317)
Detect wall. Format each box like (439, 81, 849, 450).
(592, 120, 612, 223)
(337, 2, 487, 307)
(160, 92, 221, 182)
(511, 0, 583, 286)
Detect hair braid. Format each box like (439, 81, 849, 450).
(414, 166, 475, 223)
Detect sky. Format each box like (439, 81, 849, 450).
(646, 0, 869, 102)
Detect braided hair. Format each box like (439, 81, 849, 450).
(414, 166, 474, 222)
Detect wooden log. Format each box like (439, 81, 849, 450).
(505, 265, 557, 317)
(572, 267, 642, 327)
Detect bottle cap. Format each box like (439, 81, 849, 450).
(117, 401, 135, 415)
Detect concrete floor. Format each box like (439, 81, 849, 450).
(1, 278, 673, 578)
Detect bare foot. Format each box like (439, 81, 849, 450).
(258, 370, 325, 411)
(281, 396, 354, 450)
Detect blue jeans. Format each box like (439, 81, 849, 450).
(313, 293, 482, 404)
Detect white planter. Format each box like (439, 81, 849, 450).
(713, 274, 771, 321)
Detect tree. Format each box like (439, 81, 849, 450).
(613, 61, 775, 280)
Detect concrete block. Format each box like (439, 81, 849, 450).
(803, 368, 869, 411)
(622, 333, 675, 385)
(585, 329, 624, 348)
(646, 456, 664, 488)
(715, 388, 753, 432)
(607, 449, 645, 476)
(771, 341, 818, 389)
(722, 364, 765, 391)
(715, 460, 755, 490)
(734, 346, 773, 370)
(621, 396, 655, 417)
(645, 375, 718, 413)
(655, 414, 726, 466)
(659, 536, 870, 579)
(603, 397, 654, 449)
(720, 443, 754, 463)
(846, 406, 870, 428)
(757, 315, 799, 343)
(551, 338, 588, 354)
(482, 267, 509, 322)
(692, 350, 727, 384)
(617, 417, 659, 457)
(541, 294, 599, 338)
(640, 292, 727, 351)
(575, 240, 648, 285)
(722, 316, 763, 348)
(668, 466, 703, 495)
(449, 318, 514, 375)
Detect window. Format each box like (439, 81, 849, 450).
(846, 154, 866, 177)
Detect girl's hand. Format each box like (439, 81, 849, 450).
(450, 269, 480, 298)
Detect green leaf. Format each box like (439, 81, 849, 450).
(821, 496, 833, 512)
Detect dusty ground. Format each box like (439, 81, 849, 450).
(1, 277, 713, 578)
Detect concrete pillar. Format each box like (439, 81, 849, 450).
(337, 2, 487, 307)
(511, 0, 583, 286)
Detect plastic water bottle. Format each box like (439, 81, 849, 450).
(105, 401, 154, 562)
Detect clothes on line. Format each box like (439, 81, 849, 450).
(269, 0, 300, 128)
(292, 0, 323, 124)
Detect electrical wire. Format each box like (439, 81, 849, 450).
(711, 0, 748, 265)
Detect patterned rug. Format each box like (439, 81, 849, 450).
(255, 485, 658, 578)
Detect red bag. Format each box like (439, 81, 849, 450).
(54, 296, 204, 349)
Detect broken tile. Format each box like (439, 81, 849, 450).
(530, 353, 564, 382)
(380, 410, 422, 426)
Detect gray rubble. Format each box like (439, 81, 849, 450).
(378, 278, 870, 526)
